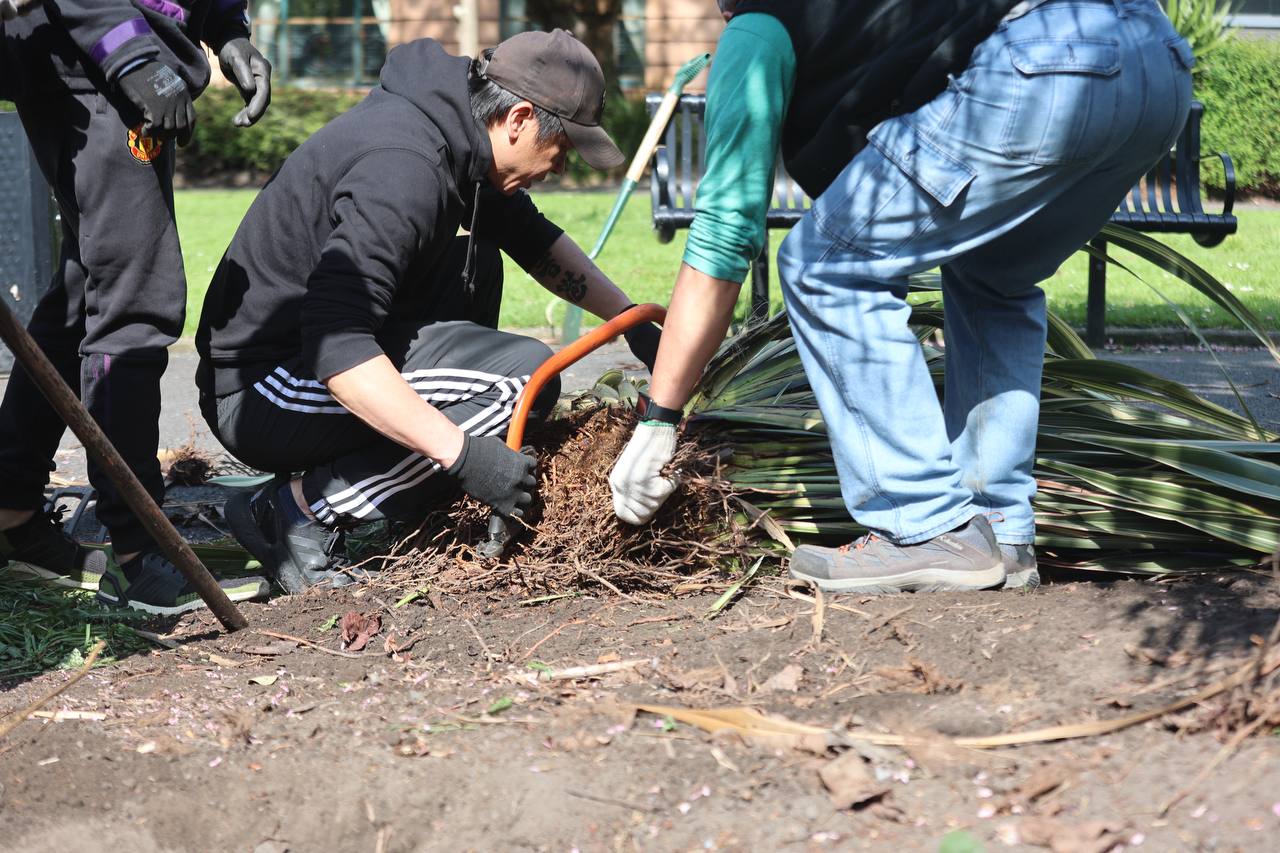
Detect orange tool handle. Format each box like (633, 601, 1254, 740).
(506, 303, 667, 450)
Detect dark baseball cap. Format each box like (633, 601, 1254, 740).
(479, 29, 625, 170)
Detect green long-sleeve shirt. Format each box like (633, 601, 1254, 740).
(681, 13, 796, 285)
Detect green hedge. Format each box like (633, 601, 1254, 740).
(180, 86, 365, 179)
(1197, 36, 1280, 197)
(179, 84, 651, 185)
(49, 35, 1279, 198)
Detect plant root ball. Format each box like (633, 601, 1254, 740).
(376, 403, 757, 597)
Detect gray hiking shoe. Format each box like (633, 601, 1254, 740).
(1000, 543, 1040, 591)
(789, 515, 1006, 594)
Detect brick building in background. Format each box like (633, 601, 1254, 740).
(249, 0, 721, 91)
(245, 1, 1277, 91)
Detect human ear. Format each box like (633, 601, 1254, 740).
(508, 102, 537, 142)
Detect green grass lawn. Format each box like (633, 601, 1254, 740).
(176, 188, 1280, 339)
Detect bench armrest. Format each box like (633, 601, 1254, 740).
(650, 144, 677, 244)
(1205, 151, 1236, 218)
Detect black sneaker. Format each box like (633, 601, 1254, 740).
(96, 549, 270, 616)
(0, 508, 108, 590)
(224, 481, 350, 595)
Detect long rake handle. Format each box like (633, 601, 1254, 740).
(561, 52, 711, 343)
(0, 300, 248, 632)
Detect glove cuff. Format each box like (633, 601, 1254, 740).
(444, 432, 472, 477)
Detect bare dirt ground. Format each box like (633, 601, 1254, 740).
(4, 346, 1279, 851)
(2, 568, 1279, 853)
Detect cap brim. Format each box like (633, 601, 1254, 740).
(564, 120, 625, 170)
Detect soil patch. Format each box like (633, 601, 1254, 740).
(3, 573, 1279, 851)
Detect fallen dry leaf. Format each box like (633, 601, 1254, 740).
(664, 666, 726, 692)
(1017, 816, 1129, 853)
(760, 664, 804, 693)
(994, 764, 1070, 816)
(872, 657, 962, 694)
(252, 842, 290, 853)
(597, 651, 621, 664)
(340, 611, 382, 652)
(248, 674, 278, 687)
(634, 704, 829, 754)
(818, 751, 892, 810)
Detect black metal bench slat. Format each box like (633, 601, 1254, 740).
(646, 95, 1236, 344)
(1145, 161, 1160, 215)
(1158, 153, 1175, 214)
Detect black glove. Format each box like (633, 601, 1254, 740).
(117, 61, 195, 145)
(218, 38, 272, 127)
(0, 0, 42, 20)
(445, 434, 537, 518)
(622, 315, 662, 374)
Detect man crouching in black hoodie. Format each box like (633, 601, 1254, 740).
(196, 30, 661, 593)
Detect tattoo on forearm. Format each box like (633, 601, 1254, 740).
(557, 270, 587, 304)
(530, 252, 561, 281)
(530, 250, 587, 304)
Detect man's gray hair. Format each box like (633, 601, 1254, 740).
(469, 49, 567, 146)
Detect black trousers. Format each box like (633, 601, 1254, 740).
(0, 91, 184, 554)
(201, 241, 559, 525)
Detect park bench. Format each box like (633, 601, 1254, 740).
(647, 94, 1237, 346)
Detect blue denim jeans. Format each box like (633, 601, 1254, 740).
(776, 0, 1193, 545)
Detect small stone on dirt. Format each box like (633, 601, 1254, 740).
(818, 751, 892, 810)
(761, 664, 804, 693)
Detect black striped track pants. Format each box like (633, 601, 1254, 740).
(202, 321, 558, 525)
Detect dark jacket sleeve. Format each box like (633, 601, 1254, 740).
(302, 149, 444, 383)
(201, 0, 251, 51)
(474, 189, 564, 270)
(43, 0, 164, 82)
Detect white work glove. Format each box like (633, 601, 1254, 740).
(609, 422, 679, 525)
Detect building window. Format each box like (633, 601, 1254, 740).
(499, 0, 648, 90)
(250, 0, 390, 87)
(616, 0, 646, 90)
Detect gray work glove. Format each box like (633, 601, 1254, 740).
(218, 37, 272, 127)
(446, 434, 537, 519)
(0, 0, 42, 20)
(117, 61, 195, 145)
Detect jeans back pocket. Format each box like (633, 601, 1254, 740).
(1002, 38, 1122, 166)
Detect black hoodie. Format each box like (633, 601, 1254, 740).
(196, 39, 563, 397)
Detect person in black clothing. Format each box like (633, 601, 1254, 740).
(0, 1, 272, 615)
(200, 30, 662, 593)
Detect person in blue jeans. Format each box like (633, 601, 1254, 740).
(608, 0, 1193, 594)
